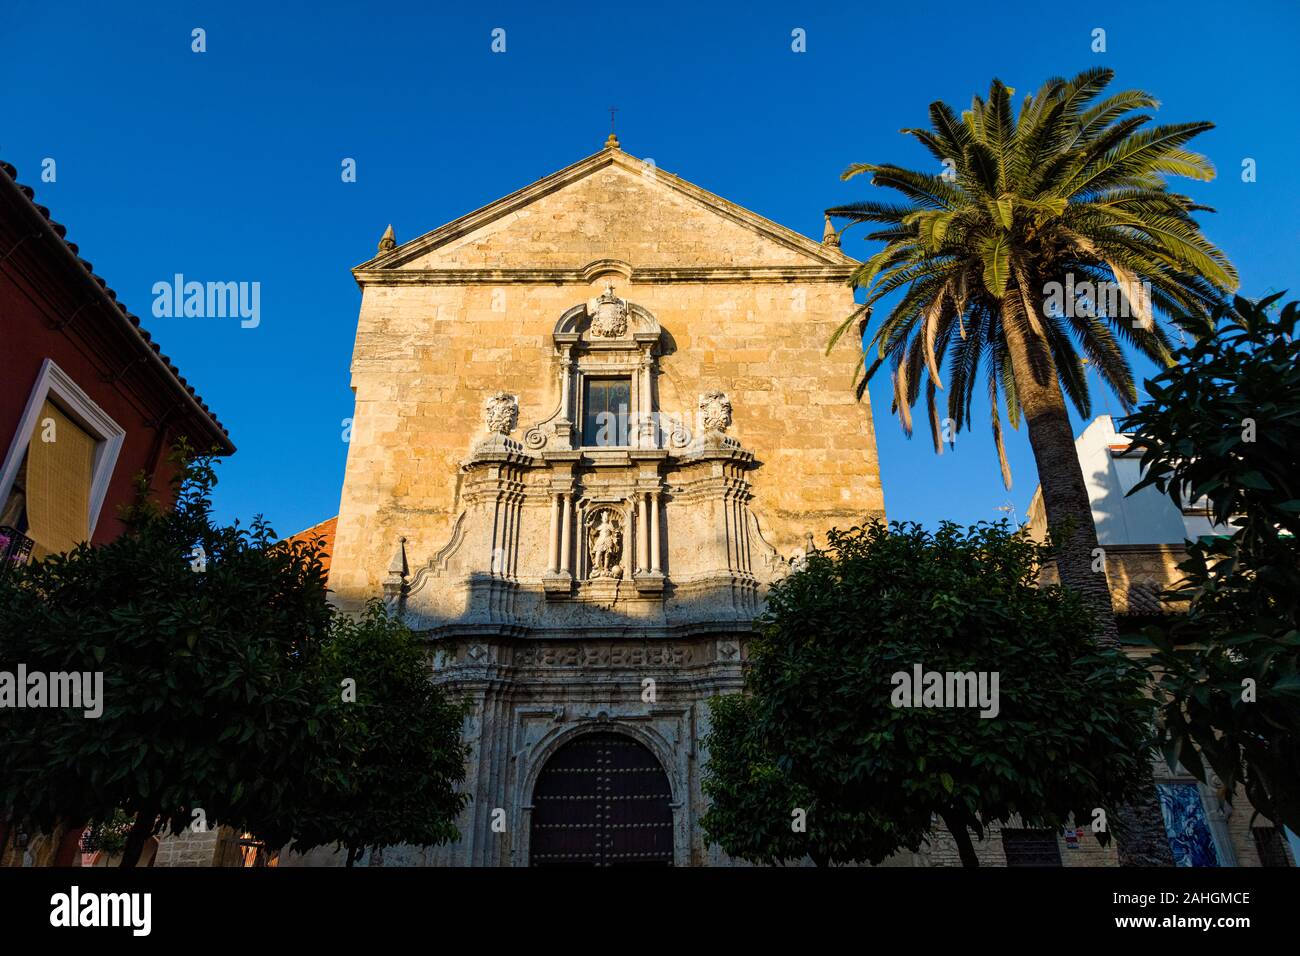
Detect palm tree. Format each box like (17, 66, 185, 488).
(828, 67, 1237, 865)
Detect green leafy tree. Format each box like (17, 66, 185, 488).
(285, 600, 470, 866)
(1123, 292, 1300, 836)
(827, 67, 1236, 863)
(80, 809, 132, 860)
(2, 449, 342, 866)
(703, 693, 915, 866)
(702, 521, 1156, 866)
(1, 449, 473, 867)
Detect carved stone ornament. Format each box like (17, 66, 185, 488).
(699, 390, 732, 433)
(589, 283, 629, 338)
(587, 508, 624, 579)
(484, 391, 519, 435)
(666, 413, 692, 448)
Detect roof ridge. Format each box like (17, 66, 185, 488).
(354, 147, 857, 274)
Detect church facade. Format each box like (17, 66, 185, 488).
(326, 138, 884, 866)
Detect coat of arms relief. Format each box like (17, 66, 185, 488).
(588, 283, 629, 338)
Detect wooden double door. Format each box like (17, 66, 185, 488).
(529, 732, 674, 866)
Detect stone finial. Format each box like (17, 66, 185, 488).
(822, 215, 840, 248)
(604, 132, 620, 149)
(387, 536, 408, 578)
(383, 536, 408, 605)
(483, 391, 519, 435)
(378, 224, 396, 253)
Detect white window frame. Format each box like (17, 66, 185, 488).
(0, 358, 126, 538)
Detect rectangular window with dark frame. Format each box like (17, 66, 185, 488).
(582, 377, 631, 448)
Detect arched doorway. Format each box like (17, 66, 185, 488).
(530, 731, 674, 867)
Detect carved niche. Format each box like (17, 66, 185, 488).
(586, 507, 624, 580)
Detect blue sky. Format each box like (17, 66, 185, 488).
(3, 0, 1297, 535)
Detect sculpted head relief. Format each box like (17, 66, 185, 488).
(699, 390, 732, 433)
(484, 391, 519, 435)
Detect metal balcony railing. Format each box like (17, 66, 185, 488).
(0, 526, 34, 565)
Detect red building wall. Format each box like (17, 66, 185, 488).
(2, 281, 178, 543)
(1, 161, 231, 543)
(0, 161, 232, 867)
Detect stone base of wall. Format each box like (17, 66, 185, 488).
(921, 820, 1119, 867)
(152, 827, 222, 867)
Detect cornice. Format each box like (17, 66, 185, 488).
(353, 264, 856, 287)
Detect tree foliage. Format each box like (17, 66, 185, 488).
(702, 521, 1157, 866)
(1123, 292, 1300, 835)
(829, 67, 1235, 476)
(0, 448, 467, 865)
(288, 600, 469, 865)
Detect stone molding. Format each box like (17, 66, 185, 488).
(352, 264, 858, 286)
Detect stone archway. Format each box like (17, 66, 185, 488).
(529, 731, 674, 867)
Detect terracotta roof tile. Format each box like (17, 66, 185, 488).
(285, 516, 338, 580)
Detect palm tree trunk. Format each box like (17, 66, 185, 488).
(1002, 282, 1174, 867)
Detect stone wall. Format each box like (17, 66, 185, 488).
(328, 149, 883, 612)
(151, 827, 222, 867)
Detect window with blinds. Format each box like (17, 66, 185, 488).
(23, 399, 96, 557)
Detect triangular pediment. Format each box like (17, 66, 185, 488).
(354, 148, 855, 278)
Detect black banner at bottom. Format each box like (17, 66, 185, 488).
(0, 864, 1286, 942)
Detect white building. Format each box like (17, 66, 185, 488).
(1027, 414, 1221, 548)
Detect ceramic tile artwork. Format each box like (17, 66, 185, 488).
(1158, 783, 1220, 867)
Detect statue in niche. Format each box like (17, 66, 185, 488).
(589, 283, 629, 338)
(587, 509, 624, 579)
(483, 391, 519, 435)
